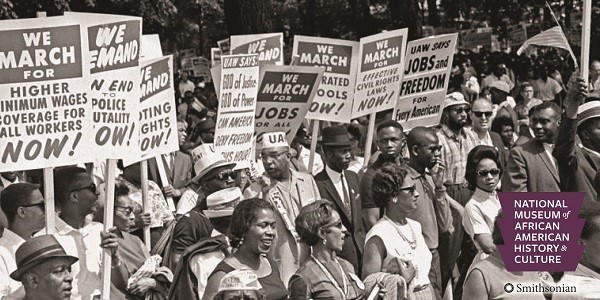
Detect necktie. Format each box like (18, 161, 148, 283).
(341, 172, 351, 213)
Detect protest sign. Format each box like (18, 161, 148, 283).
(65, 12, 142, 161)
(141, 34, 163, 61)
(214, 54, 259, 164)
(507, 24, 527, 48)
(180, 48, 196, 59)
(230, 33, 284, 65)
(460, 28, 493, 50)
(255, 65, 324, 144)
(292, 36, 358, 122)
(122, 55, 178, 166)
(352, 28, 408, 118)
(211, 65, 221, 94)
(0, 16, 93, 172)
(218, 38, 230, 55)
(393, 34, 458, 130)
(211, 47, 222, 67)
(190, 143, 216, 162)
(181, 56, 211, 80)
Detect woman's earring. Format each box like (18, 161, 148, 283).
(239, 238, 244, 246)
(391, 197, 398, 203)
(323, 239, 327, 246)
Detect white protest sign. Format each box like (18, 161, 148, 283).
(230, 33, 284, 65)
(353, 28, 408, 118)
(141, 34, 163, 61)
(0, 16, 93, 172)
(255, 65, 324, 144)
(214, 54, 259, 163)
(393, 34, 458, 130)
(292, 36, 358, 122)
(190, 143, 216, 162)
(122, 55, 178, 166)
(65, 12, 142, 161)
(211, 47, 222, 67)
(217, 38, 230, 55)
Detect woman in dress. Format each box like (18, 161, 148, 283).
(203, 198, 288, 300)
(112, 182, 172, 300)
(462, 212, 546, 299)
(289, 200, 365, 299)
(462, 145, 503, 268)
(362, 164, 435, 299)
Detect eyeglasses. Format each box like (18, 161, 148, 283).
(208, 170, 238, 181)
(260, 151, 287, 161)
(451, 107, 470, 114)
(398, 185, 417, 194)
(21, 202, 45, 211)
(71, 183, 97, 194)
(115, 206, 134, 215)
(473, 111, 493, 118)
(477, 169, 501, 177)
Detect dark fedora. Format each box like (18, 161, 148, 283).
(10, 235, 78, 281)
(321, 126, 352, 147)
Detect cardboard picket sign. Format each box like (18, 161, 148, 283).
(213, 54, 259, 164)
(230, 33, 284, 65)
(255, 64, 325, 144)
(64, 12, 142, 161)
(218, 38, 231, 55)
(292, 36, 359, 122)
(211, 65, 221, 94)
(211, 47, 222, 67)
(0, 16, 93, 172)
(122, 55, 178, 166)
(141, 34, 163, 61)
(352, 29, 408, 118)
(393, 33, 458, 130)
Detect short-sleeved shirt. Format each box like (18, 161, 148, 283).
(530, 77, 562, 101)
(437, 125, 478, 185)
(171, 210, 214, 254)
(463, 188, 501, 264)
(0, 229, 24, 297)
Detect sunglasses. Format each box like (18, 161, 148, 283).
(208, 170, 238, 181)
(477, 169, 501, 177)
(115, 206, 134, 215)
(452, 107, 470, 114)
(71, 183, 97, 194)
(398, 185, 417, 194)
(473, 111, 493, 118)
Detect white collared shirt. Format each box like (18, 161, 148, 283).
(35, 218, 103, 300)
(298, 145, 324, 175)
(325, 165, 349, 207)
(543, 142, 557, 168)
(0, 176, 18, 188)
(0, 229, 24, 297)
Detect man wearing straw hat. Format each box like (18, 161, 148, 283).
(554, 76, 600, 212)
(0, 183, 46, 299)
(261, 131, 320, 286)
(170, 148, 236, 267)
(10, 235, 78, 300)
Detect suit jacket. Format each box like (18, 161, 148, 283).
(553, 117, 600, 212)
(314, 169, 365, 273)
(149, 151, 193, 201)
(504, 139, 560, 192)
(515, 129, 534, 146)
(265, 169, 320, 286)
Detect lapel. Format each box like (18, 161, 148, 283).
(322, 171, 352, 222)
(534, 142, 559, 183)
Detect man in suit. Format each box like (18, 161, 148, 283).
(314, 126, 364, 274)
(505, 101, 562, 192)
(468, 98, 506, 168)
(554, 77, 600, 212)
(262, 132, 320, 286)
(0, 172, 22, 231)
(150, 121, 194, 205)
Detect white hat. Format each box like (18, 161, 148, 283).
(204, 187, 243, 218)
(191, 146, 236, 183)
(258, 132, 288, 150)
(444, 92, 469, 108)
(218, 269, 262, 292)
(578, 101, 600, 127)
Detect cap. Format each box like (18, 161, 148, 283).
(259, 132, 288, 150)
(191, 146, 236, 183)
(444, 92, 469, 108)
(578, 101, 600, 127)
(205, 187, 243, 218)
(217, 269, 262, 292)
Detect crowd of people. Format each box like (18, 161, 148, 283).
(0, 49, 600, 300)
